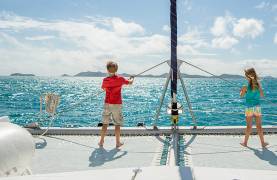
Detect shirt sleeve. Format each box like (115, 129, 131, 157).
(121, 77, 129, 85)
(101, 78, 109, 89)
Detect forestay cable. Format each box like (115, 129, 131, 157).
(178, 58, 277, 106)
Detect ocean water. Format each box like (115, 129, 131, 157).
(0, 76, 276, 127)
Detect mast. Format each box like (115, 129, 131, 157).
(170, 0, 178, 124)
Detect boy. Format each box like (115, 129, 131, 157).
(99, 61, 134, 148)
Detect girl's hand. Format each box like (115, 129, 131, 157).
(240, 85, 247, 97)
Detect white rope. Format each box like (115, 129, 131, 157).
(38, 93, 60, 136)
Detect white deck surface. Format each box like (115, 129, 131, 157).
(2, 134, 277, 179)
(32, 135, 165, 174)
(184, 135, 277, 170)
(3, 166, 194, 180)
(31, 134, 277, 175)
(3, 166, 277, 180)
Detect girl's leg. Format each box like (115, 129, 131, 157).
(255, 115, 268, 147)
(99, 124, 108, 147)
(241, 116, 252, 147)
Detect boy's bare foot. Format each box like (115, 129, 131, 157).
(116, 142, 124, 149)
(240, 142, 247, 147)
(98, 142, 104, 148)
(262, 142, 269, 148)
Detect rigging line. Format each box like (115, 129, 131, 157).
(33, 60, 169, 134)
(132, 60, 168, 77)
(43, 60, 169, 118)
(58, 61, 168, 114)
(178, 58, 277, 106)
(178, 59, 238, 86)
(57, 90, 104, 115)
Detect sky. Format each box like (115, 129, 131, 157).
(0, 0, 276, 76)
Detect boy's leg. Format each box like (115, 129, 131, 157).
(99, 104, 111, 147)
(241, 116, 252, 146)
(99, 124, 108, 146)
(255, 115, 268, 147)
(110, 104, 124, 148)
(115, 125, 123, 148)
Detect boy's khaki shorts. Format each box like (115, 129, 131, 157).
(102, 103, 123, 126)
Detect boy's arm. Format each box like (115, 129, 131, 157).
(240, 85, 247, 97)
(122, 76, 134, 85)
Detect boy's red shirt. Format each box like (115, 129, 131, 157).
(101, 75, 129, 104)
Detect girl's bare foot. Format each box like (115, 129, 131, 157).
(240, 142, 247, 147)
(116, 142, 124, 149)
(262, 142, 269, 148)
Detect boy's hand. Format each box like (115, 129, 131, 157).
(128, 76, 134, 85)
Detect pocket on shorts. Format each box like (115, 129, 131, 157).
(110, 104, 123, 125)
(102, 104, 111, 116)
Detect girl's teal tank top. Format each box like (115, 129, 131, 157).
(245, 84, 260, 107)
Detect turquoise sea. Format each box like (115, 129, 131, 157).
(0, 76, 276, 127)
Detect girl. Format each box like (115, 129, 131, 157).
(240, 68, 268, 148)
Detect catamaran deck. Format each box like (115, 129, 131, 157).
(3, 126, 277, 180)
(32, 135, 164, 174)
(183, 135, 277, 170)
(30, 129, 277, 174)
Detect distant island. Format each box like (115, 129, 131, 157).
(75, 71, 106, 77)
(7, 71, 275, 78)
(73, 71, 245, 79)
(10, 73, 35, 77)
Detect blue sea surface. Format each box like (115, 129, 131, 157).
(0, 76, 276, 127)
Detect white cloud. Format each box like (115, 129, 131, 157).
(254, 2, 277, 11)
(0, 13, 212, 76)
(210, 14, 264, 49)
(0, 13, 166, 75)
(272, 4, 277, 11)
(179, 28, 209, 48)
(111, 17, 144, 36)
(1, 12, 275, 77)
(162, 25, 170, 32)
(25, 35, 55, 41)
(210, 13, 238, 49)
(183, 0, 192, 11)
(233, 18, 264, 38)
(254, 2, 271, 9)
(240, 59, 277, 77)
(274, 33, 277, 44)
(0, 11, 210, 75)
(210, 14, 234, 36)
(212, 36, 238, 49)
(179, 58, 277, 77)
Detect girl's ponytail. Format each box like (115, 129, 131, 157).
(245, 68, 259, 90)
